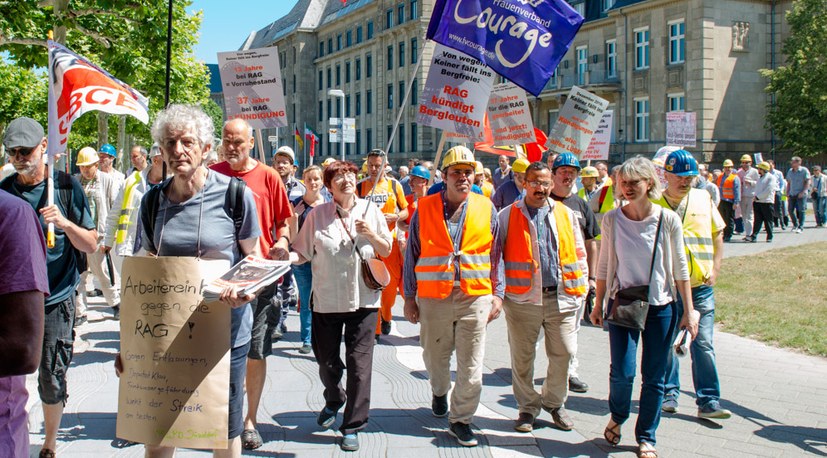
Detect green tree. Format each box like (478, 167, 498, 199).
(760, 0, 827, 157)
(0, 60, 48, 131)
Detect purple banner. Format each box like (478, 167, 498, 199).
(426, 0, 584, 96)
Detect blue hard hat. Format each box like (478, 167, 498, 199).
(552, 152, 581, 170)
(410, 165, 431, 181)
(664, 149, 699, 176)
(99, 143, 117, 157)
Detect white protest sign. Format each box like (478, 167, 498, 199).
(416, 43, 495, 141)
(754, 152, 763, 164)
(218, 47, 287, 129)
(546, 86, 609, 157)
(666, 111, 696, 147)
(582, 110, 614, 161)
(487, 83, 535, 145)
(329, 118, 356, 143)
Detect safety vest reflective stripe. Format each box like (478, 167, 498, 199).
(554, 203, 588, 296)
(415, 193, 493, 298)
(685, 236, 713, 246)
(115, 172, 142, 244)
(653, 190, 716, 287)
(505, 261, 532, 270)
(716, 174, 737, 200)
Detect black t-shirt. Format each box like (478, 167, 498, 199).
(550, 192, 600, 241)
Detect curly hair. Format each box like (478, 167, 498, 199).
(151, 104, 214, 149)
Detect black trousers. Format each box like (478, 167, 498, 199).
(719, 201, 736, 241)
(752, 201, 774, 240)
(312, 307, 378, 435)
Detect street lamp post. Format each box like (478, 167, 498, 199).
(328, 89, 346, 161)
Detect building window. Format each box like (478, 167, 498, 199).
(669, 20, 686, 64)
(411, 78, 418, 105)
(668, 93, 686, 112)
(292, 75, 296, 93)
(346, 30, 352, 47)
(572, 1, 585, 16)
(366, 53, 373, 78)
(355, 58, 361, 80)
(635, 97, 650, 142)
(367, 20, 374, 39)
(605, 39, 617, 78)
(602, 0, 614, 12)
(635, 27, 650, 70)
(386, 9, 393, 29)
(576, 45, 588, 85)
(345, 61, 351, 83)
(398, 124, 405, 153)
(548, 110, 559, 130)
(319, 42, 324, 57)
(318, 101, 323, 121)
(547, 68, 558, 88)
(336, 64, 341, 86)
(399, 42, 405, 67)
(367, 128, 373, 150)
(356, 26, 363, 43)
(356, 92, 362, 116)
(387, 45, 393, 70)
(398, 4, 405, 25)
(387, 125, 392, 148)
(327, 38, 332, 54)
(410, 0, 418, 19)
(411, 123, 417, 151)
(318, 70, 323, 90)
(356, 130, 362, 156)
(399, 81, 405, 106)
(411, 38, 418, 64)
(336, 34, 342, 51)
(326, 67, 331, 88)
(387, 84, 393, 109)
(327, 99, 332, 119)
(346, 94, 351, 117)
(336, 98, 341, 117)
(366, 90, 373, 114)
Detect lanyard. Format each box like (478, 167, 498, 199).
(441, 190, 468, 261)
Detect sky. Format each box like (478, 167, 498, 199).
(189, 0, 300, 64)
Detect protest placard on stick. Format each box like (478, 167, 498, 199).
(546, 86, 609, 157)
(218, 47, 287, 129)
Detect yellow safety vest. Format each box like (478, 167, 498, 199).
(654, 188, 716, 287)
(115, 171, 143, 244)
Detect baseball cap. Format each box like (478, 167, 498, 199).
(274, 146, 295, 163)
(3, 117, 45, 149)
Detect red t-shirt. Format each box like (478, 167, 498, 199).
(210, 161, 293, 256)
(404, 194, 418, 229)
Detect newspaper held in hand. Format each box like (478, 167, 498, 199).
(202, 255, 291, 301)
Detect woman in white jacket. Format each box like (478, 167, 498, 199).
(747, 161, 777, 242)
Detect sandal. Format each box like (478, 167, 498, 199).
(241, 429, 263, 450)
(638, 442, 658, 458)
(603, 420, 621, 446)
(39, 449, 56, 458)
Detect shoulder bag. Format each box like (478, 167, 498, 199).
(337, 209, 390, 291)
(606, 209, 663, 331)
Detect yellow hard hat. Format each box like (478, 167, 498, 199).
(580, 166, 599, 178)
(740, 154, 752, 163)
(361, 161, 368, 173)
(76, 147, 99, 166)
(512, 157, 530, 174)
(441, 145, 476, 170)
(321, 157, 336, 167)
(474, 161, 484, 175)
(722, 159, 734, 167)
(756, 161, 770, 171)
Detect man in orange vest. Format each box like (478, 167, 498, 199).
(499, 161, 588, 433)
(402, 145, 503, 448)
(357, 148, 409, 339)
(715, 159, 741, 242)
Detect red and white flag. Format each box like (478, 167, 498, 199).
(47, 40, 149, 156)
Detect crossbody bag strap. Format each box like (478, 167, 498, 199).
(336, 208, 367, 263)
(648, 208, 664, 281)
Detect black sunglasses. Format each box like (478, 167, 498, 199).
(8, 146, 36, 157)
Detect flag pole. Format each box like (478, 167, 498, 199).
(46, 30, 56, 248)
(164, 0, 173, 107)
(429, 130, 447, 187)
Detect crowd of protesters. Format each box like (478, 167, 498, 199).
(3, 107, 826, 458)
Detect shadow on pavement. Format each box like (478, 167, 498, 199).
(755, 425, 827, 456)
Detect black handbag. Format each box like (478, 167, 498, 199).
(606, 209, 663, 331)
(337, 210, 390, 291)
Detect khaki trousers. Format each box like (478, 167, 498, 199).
(418, 287, 492, 424)
(504, 294, 578, 417)
(76, 247, 121, 315)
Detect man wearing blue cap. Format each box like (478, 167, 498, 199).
(656, 149, 731, 420)
(97, 143, 125, 185)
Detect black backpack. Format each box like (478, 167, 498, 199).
(140, 177, 247, 254)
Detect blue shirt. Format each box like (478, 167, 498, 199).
(525, 205, 558, 288)
(492, 180, 525, 210)
(786, 167, 811, 195)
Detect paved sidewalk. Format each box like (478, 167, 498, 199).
(25, 225, 827, 457)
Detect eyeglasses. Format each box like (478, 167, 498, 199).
(7, 146, 36, 158)
(162, 136, 200, 153)
(526, 180, 552, 189)
(332, 172, 356, 182)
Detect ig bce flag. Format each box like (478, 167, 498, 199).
(426, 0, 584, 96)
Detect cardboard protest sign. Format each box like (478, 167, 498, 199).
(417, 43, 495, 141)
(546, 86, 609, 157)
(218, 47, 287, 129)
(666, 111, 696, 147)
(117, 256, 231, 449)
(427, 0, 583, 96)
(487, 83, 535, 145)
(583, 110, 614, 161)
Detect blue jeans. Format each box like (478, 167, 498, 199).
(608, 301, 677, 446)
(813, 195, 826, 226)
(664, 285, 721, 408)
(788, 195, 807, 229)
(292, 263, 313, 345)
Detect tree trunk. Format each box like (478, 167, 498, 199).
(98, 112, 108, 147)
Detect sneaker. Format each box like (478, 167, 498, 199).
(448, 422, 478, 447)
(432, 394, 449, 417)
(795, 228, 803, 234)
(568, 376, 589, 393)
(661, 398, 678, 413)
(112, 305, 120, 320)
(514, 412, 535, 433)
(271, 328, 283, 341)
(74, 315, 88, 328)
(381, 319, 392, 335)
(317, 407, 338, 429)
(340, 433, 359, 451)
(698, 402, 732, 419)
(299, 344, 312, 354)
(87, 288, 103, 297)
(546, 406, 574, 431)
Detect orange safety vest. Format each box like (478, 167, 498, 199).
(716, 173, 737, 200)
(414, 193, 493, 299)
(503, 203, 587, 296)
